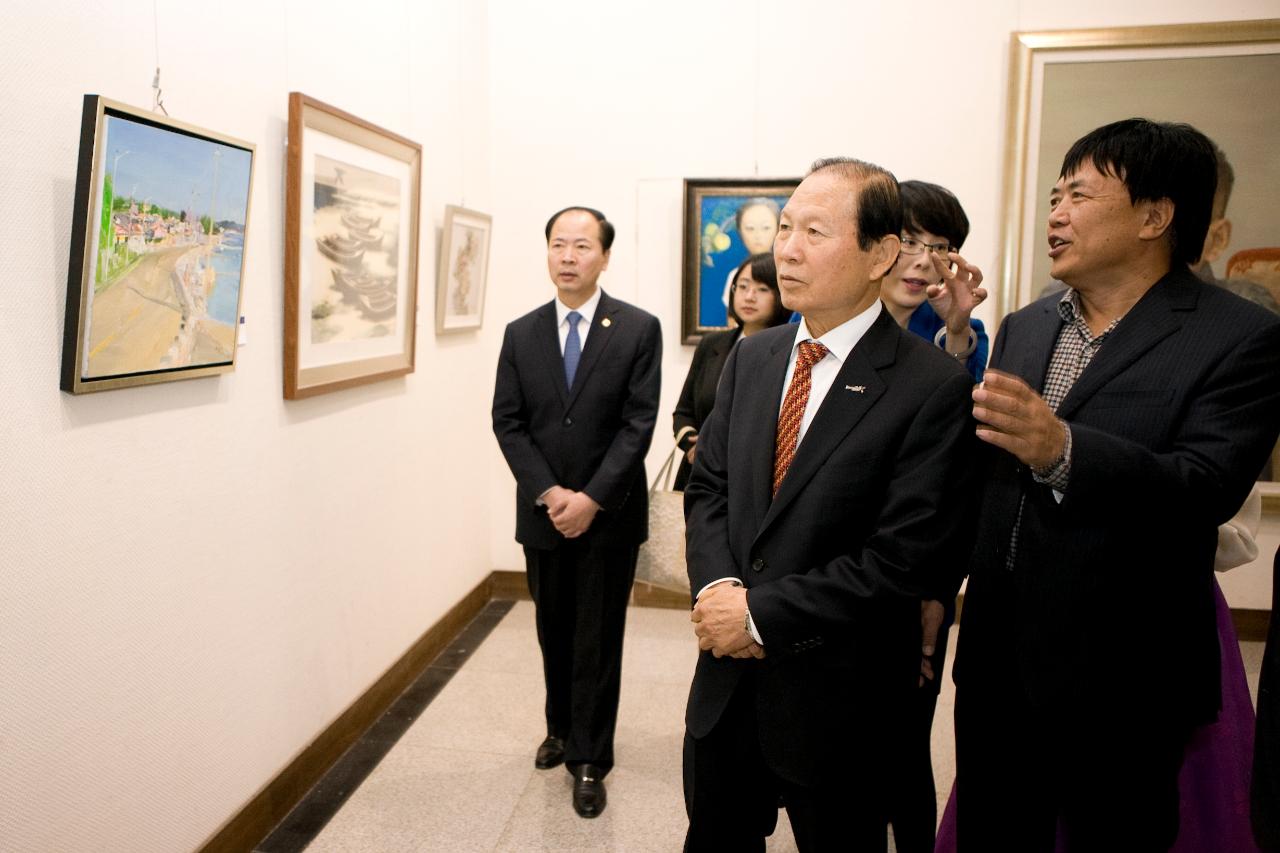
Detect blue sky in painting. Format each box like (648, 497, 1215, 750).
(104, 113, 252, 225)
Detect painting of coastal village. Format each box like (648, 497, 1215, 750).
(76, 110, 253, 384)
(309, 154, 401, 344)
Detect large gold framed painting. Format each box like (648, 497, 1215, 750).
(284, 92, 422, 399)
(60, 96, 256, 394)
(998, 20, 1280, 317)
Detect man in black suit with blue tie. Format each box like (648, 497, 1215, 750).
(954, 119, 1280, 850)
(492, 206, 661, 819)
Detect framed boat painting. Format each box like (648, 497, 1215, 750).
(434, 205, 492, 334)
(60, 96, 256, 394)
(284, 92, 422, 399)
(681, 177, 799, 344)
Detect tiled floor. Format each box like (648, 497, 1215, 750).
(261, 600, 1267, 852)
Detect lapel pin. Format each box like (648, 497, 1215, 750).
(845, 385, 866, 393)
(601, 317, 612, 328)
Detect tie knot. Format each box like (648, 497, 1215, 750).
(796, 340, 828, 370)
(567, 311, 582, 326)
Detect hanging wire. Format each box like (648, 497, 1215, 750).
(152, 1, 168, 114)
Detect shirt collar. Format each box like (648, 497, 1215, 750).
(556, 287, 602, 327)
(791, 299, 882, 363)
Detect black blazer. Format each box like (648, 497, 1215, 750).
(956, 266, 1280, 727)
(683, 309, 979, 785)
(671, 327, 742, 490)
(492, 290, 662, 550)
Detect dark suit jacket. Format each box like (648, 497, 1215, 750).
(492, 290, 662, 550)
(683, 308, 979, 785)
(672, 327, 742, 490)
(957, 266, 1280, 727)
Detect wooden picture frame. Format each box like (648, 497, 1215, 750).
(284, 92, 422, 399)
(434, 205, 492, 334)
(681, 178, 799, 344)
(997, 19, 1280, 317)
(60, 95, 256, 394)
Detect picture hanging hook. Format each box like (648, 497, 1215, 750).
(152, 67, 168, 116)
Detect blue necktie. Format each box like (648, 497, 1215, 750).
(564, 311, 582, 388)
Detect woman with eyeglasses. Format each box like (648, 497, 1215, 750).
(672, 252, 791, 491)
(882, 180, 989, 382)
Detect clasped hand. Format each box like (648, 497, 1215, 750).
(690, 583, 764, 659)
(543, 486, 600, 539)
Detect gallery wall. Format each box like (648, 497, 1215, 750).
(1, 1, 1277, 851)
(482, 0, 1280, 611)
(0, 1, 493, 850)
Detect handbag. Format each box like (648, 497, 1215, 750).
(634, 442, 690, 593)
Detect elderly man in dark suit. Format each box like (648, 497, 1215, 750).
(492, 206, 661, 819)
(954, 119, 1280, 851)
(682, 158, 980, 850)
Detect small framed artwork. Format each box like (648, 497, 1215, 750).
(284, 92, 422, 399)
(681, 178, 799, 344)
(434, 205, 492, 334)
(60, 96, 256, 393)
(997, 19, 1280, 317)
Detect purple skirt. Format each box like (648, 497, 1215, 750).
(936, 578, 1258, 852)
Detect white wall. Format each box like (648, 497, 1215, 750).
(0, 1, 493, 850)
(2, 1, 1277, 851)
(483, 0, 1280, 613)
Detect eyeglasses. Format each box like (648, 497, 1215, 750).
(899, 236, 951, 256)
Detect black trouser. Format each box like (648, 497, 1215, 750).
(955, 578, 1189, 852)
(524, 537, 637, 773)
(684, 673, 890, 852)
(886, 600, 955, 853)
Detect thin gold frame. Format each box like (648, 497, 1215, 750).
(434, 205, 492, 335)
(284, 92, 422, 399)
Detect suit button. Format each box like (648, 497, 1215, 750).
(751, 558, 765, 573)
(563, 417, 573, 427)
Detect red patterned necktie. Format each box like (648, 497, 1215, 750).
(772, 340, 829, 496)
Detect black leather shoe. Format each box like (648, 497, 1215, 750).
(534, 736, 565, 769)
(572, 764, 607, 818)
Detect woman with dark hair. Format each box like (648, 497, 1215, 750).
(882, 180, 988, 382)
(673, 252, 790, 490)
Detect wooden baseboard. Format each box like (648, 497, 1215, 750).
(1234, 608, 1273, 643)
(197, 574, 494, 853)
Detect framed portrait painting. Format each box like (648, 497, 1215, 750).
(997, 19, 1280, 317)
(434, 205, 492, 334)
(681, 178, 799, 344)
(60, 96, 256, 394)
(284, 92, 422, 399)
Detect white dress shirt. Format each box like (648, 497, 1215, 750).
(554, 287, 601, 354)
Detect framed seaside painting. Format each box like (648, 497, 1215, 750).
(60, 96, 255, 394)
(434, 205, 492, 334)
(284, 92, 422, 399)
(681, 178, 799, 344)
(997, 19, 1280, 317)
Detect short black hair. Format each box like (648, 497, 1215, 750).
(545, 206, 615, 251)
(807, 157, 902, 250)
(899, 180, 969, 251)
(1059, 118, 1217, 267)
(727, 252, 790, 327)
